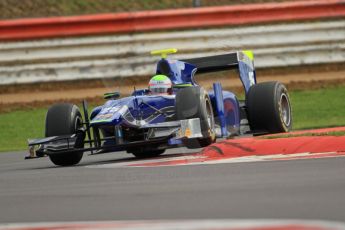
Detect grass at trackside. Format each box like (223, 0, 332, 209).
(0, 104, 91, 152)
(0, 108, 47, 152)
(289, 86, 345, 130)
(0, 86, 344, 152)
(262, 131, 345, 139)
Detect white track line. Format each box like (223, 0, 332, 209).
(2, 219, 345, 230)
(86, 151, 345, 168)
(86, 154, 206, 169)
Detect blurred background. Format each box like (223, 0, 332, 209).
(0, 0, 293, 19)
(0, 0, 344, 152)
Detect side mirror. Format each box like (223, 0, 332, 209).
(104, 92, 120, 100)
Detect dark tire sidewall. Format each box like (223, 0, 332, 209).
(274, 84, 292, 132)
(247, 81, 292, 133)
(176, 86, 216, 148)
(45, 103, 84, 166)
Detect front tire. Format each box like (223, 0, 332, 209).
(246, 81, 292, 133)
(176, 86, 216, 148)
(45, 103, 84, 166)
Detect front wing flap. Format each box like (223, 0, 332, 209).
(26, 118, 203, 159)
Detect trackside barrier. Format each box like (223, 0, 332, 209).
(0, 20, 344, 85)
(0, 0, 345, 41)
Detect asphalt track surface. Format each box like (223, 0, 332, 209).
(0, 148, 345, 223)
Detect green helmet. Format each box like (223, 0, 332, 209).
(148, 75, 172, 95)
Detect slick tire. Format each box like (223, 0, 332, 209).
(176, 86, 216, 149)
(45, 103, 84, 166)
(247, 81, 292, 134)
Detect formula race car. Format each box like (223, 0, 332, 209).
(27, 49, 292, 166)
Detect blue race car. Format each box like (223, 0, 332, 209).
(27, 49, 292, 166)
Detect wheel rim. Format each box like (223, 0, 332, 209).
(74, 115, 82, 131)
(280, 93, 291, 127)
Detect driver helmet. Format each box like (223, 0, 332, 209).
(148, 75, 172, 95)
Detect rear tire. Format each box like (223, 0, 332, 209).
(176, 86, 216, 149)
(45, 103, 84, 166)
(246, 81, 292, 133)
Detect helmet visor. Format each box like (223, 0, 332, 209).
(151, 87, 169, 94)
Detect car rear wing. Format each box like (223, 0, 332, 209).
(182, 51, 256, 94)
